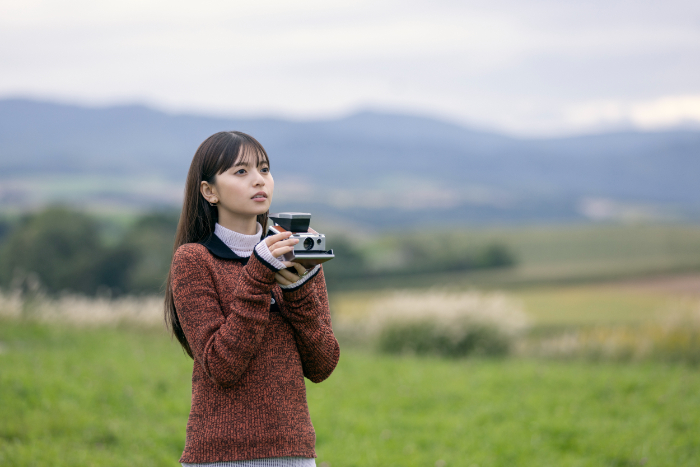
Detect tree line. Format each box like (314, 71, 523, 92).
(0, 207, 516, 296)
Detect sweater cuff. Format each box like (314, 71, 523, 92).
(280, 264, 321, 293)
(254, 241, 286, 271)
(247, 249, 280, 285)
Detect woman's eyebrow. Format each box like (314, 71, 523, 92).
(232, 157, 268, 168)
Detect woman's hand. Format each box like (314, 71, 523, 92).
(265, 231, 299, 259)
(265, 232, 308, 285)
(274, 261, 307, 286)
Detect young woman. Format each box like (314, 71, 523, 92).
(165, 131, 340, 466)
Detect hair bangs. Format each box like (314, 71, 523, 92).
(212, 132, 270, 177)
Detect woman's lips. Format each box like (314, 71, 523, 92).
(252, 192, 267, 201)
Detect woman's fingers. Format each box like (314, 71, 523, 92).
(269, 237, 299, 252)
(265, 231, 293, 248)
(274, 273, 293, 286)
(269, 245, 297, 258)
(277, 268, 301, 283)
(282, 261, 306, 276)
(273, 262, 307, 286)
(266, 232, 299, 258)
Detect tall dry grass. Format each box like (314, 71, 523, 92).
(336, 289, 529, 357)
(4, 285, 700, 363)
(0, 290, 164, 327)
(523, 298, 700, 364)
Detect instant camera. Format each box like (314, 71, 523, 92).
(267, 212, 335, 267)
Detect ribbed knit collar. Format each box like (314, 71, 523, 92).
(214, 222, 263, 258)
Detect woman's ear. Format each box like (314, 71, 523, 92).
(200, 181, 218, 205)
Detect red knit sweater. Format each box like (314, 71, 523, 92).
(170, 238, 340, 463)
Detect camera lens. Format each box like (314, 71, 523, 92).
(303, 237, 314, 250)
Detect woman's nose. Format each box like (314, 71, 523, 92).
(253, 172, 265, 185)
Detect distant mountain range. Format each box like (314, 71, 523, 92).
(1, 98, 699, 228)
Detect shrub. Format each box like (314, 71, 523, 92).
(377, 319, 511, 357)
(361, 290, 528, 358)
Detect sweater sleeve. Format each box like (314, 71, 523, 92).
(171, 244, 277, 387)
(277, 266, 340, 383)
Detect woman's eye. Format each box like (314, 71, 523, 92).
(235, 169, 246, 175)
(261, 167, 270, 173)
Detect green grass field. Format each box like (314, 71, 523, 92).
(2, 319, 700, 466)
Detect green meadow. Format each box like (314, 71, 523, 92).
(2, 315, 700, 466)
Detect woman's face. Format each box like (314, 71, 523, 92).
(204, 158, 274, 222)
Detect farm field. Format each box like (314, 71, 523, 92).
(2, 314, 700, 466)
(337, 224, 700, 290)
(331, 273, 700, 327)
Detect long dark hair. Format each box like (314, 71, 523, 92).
(165, 131, 270, 358)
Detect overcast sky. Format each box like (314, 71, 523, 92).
(2, 0, 700, 135)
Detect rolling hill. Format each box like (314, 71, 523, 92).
(1, 98, 698, 228)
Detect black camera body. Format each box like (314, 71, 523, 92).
(267, 212, 334, 267)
